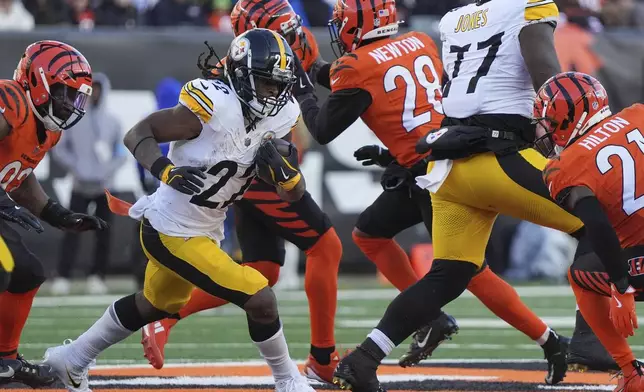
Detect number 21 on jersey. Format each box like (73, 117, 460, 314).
(383, 55, 443, 133)
(596, 128, 644, 216)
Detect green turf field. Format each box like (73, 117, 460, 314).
(19, 284, 644, 364)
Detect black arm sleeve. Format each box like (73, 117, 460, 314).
(316, 63, 331, 90)
(572, 195, 629, 283)
(297, 88, 372, 145)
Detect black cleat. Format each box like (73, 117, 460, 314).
(398, 312, 459, 368)
(567, 310, 620, 373)
(0, 354, 56, 388)
(333, 347, 386, 392)
(541, 330, 569, 385)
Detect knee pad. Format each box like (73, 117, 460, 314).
(244, 287, 278, 324)
(419, 259, 478, 306)
(114, 292, 170, 331)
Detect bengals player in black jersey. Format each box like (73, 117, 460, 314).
(0, 41, 106, 388)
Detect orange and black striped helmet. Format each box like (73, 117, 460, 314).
(328, 0, 399, 57)
(13, 40, 92, 132)
(533, 72, 611, 157)
(230, 0, 318, 71)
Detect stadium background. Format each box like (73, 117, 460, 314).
(2, 1, 644, 391)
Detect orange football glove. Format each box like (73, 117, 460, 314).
(610, 282, 638, 338)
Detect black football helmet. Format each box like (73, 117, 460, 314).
(225, 28, 297, 118)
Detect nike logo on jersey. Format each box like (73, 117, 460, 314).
(331, 78, 340, 85)
(280, 167, 290, 180)
(199, 82, 209, 90)
(0, 106, 5, 114)
(299, 79, 307, 89)
(417, 328, 433, 348)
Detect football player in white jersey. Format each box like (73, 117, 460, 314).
(42, 29, 316, 392)
(333, 0, 599, 390)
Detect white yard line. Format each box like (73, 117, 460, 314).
(32, 286, 574, 307)
(338, 316, 644, 329)
(89, 374, 496, 386)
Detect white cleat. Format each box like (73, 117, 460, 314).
(275, 374, 316, 392)
(42, 343, 92, 392)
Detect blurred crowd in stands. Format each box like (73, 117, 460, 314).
(0, 0, 642, 32)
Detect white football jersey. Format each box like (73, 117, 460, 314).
(129, 78, 300, 243)
(439, 0, 559, 118)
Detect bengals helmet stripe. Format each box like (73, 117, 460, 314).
(356, 0, 364, 33)
(552, 77, 576, 132)
(270, 29, 287, 70)
(567, 73, 590, 114)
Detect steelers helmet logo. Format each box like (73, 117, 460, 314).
(231, 37, 250, 61)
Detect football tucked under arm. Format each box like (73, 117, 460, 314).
(256, 136, 306, 202)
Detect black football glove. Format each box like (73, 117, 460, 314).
(292, 55, 315, 99)
(151, 157, 207, 196)
(354, 145, 395, 167)
(162, 166, 207, 195)
(40, 200, 108, 232)
(0, 190, 43, 233)
(381, 162, 413, 192)
(256, 138, 302, 191)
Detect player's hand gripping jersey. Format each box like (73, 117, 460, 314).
(128, 78, 300, 243)
(439, 0, 558, 118)
(545, 104, 644, 249)
(0, 80, 61, 192)
(329, 32, 444, 167)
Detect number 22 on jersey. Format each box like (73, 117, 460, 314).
(596, 128, 644, 216)
(383, 55, 443, 133)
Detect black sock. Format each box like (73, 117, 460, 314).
(247, 315, 281, 342)
(376, 259, 477, 345)
(310, 345, 336, 365)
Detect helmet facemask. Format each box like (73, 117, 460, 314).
(29, 67, 92, 132)
(279, 15, 308, 62)
(228, 58, 296, 119)
(533, 117, 562, 158)
(328, 16, 349, 58)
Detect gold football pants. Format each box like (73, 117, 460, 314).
(139, 219, 268, 314)
(428, 148, 583, 268)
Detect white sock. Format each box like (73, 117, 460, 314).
(535, 326, 552, 346)
(368, 328, 395, 356)
(67, 303, 134, 369)
(253, 327, 300, 381)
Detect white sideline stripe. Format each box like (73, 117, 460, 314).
(538, 386, 615, 391)
(338, 316, 644, 329)
(25, 341, 644, 352)
(90, 358, 548, 369)
(32, 286, 574, 307)
(89, 374, 497, 386)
